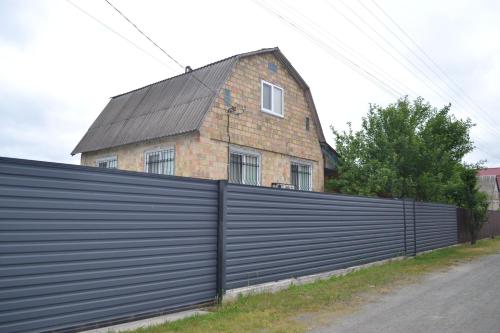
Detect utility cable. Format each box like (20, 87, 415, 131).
(252, 0, 403, 98)
(65, 0, 177, 72)
(359, 0, 499, 132)
(103, 0, 219, 95)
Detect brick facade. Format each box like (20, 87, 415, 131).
(81, 53, 324, 191)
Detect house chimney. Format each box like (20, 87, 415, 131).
(185, 66, 193, 73)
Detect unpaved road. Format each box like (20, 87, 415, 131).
(312, 253, 500, 333)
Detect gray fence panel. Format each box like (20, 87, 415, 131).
(415, 202, 457, 252)
(0, 158, 218, 333)
(224, 184, 406, 290)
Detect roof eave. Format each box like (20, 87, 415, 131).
(72, 128, 200, 155)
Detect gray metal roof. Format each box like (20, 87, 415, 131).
(72, 47, 326, 155)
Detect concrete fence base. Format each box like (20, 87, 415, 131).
(224, 256, 407, 302)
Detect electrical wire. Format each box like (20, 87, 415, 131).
(103, 0, 219, 95)
(103, 0, 183, 69)
(65, 0, 177, 72)
(252, 0, 403, 98)
(370, 0, 494, 122)
(358, 0, 500, 133)
(327, 0, 453, 104)
(274, 0, 419, 98)
(324, 0, 500, 142)
(349, 0, 500, 158)
(252, 0, 500, 163)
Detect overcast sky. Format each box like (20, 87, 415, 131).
(1, 0, 499, 166)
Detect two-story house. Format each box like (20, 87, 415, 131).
(72, 47, 337, 191)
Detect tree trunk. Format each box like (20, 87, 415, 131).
(470, 230, 477, 245)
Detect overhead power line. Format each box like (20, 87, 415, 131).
(103, 0, 184, 69)
(102, 0, 218, 95)
(251, 0, 403, 98)
(369, 0, 494, 123)
(355, 0, 500, 159)
(358, 0, 500, 134)
(251, 0, 499, 163)
(324, 0, 500, 139)
(65, 0, 177, 72)
(327, 1, 453, 104)
(274, 0, 419, 98)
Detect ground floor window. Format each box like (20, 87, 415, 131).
(229, 150, 260, 185)
(291, 162, 312, 191)
(145, 148, 175, 175)
(96, 156, 117, 169)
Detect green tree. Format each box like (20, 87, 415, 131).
(449, 164, 489, 244)
(327, 97, 474, 203)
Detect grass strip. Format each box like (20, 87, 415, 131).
(125, 238, 500, 333)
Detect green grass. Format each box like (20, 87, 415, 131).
(125, 238, 500, 333)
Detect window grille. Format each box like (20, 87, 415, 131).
(145, 149, 175, 175)
(229, 152, 260, 186)
(96, 157, 117, 169)
(291, 162, 312, 191)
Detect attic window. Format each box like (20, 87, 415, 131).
(305, 117, 310, 131)
(224, 88, 232, 107)
(268, 62, 278, 73)
(261, 80, 284, 117)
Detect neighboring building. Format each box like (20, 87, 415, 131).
(477, 168, 500, 210)
(72, 47, 337, 191)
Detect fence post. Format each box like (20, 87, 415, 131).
(216, 180, 227, 303)
(413, 199, 417, 256)
(403, 199, 407, 256)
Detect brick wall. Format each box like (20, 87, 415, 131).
(201, 53, 324, 191)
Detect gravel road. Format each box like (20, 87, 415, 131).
(312, 253, 500, 333)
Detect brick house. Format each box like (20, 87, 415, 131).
(72, 47, 337, 191)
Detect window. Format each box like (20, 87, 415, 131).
(261, 80, 284, 117)
(229, 150, 260, 186)
(223, 88, 232, 107)
(145, 148, 175, 175)
(291, 162, 312, 191)
(96, 156, 117, 169)
(268, 62, 278, 73)
(305, 117, 310, 131)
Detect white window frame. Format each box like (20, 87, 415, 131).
(229, 146, 261, 186)
(96, 155, 117, 169)
(144, 147, 175, 175)
(290, 159, 313, 191)
(261, 80, 284, 118)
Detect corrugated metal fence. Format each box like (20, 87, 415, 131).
(458, 209, 500, 242)
(0, 157, 458, 333)
(414, 202, 457, 252)
(223, 184, 457, 289)
(0, 158, 218, 333)
(224, 184, 406, 289)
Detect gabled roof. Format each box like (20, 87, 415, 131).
(72, 47, 326, 155)
(478, 167, 500, 191)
